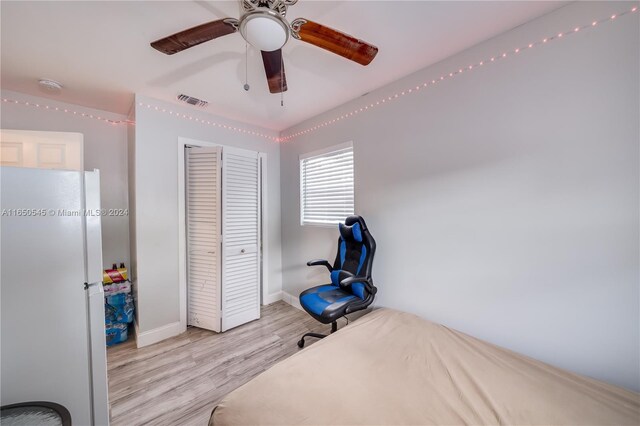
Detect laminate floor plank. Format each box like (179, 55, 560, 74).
(107, 301, 333, 426)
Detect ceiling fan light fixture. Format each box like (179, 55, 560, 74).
(239, 9, 289, 52)
(150, 1, 379, 94)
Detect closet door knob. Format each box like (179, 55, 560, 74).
(241, 249, 246, 254)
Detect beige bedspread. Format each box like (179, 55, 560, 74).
(211, 308, 639, 425)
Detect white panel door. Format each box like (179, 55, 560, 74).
(186, 147, 222, 332)
(0, 129, 83, 170)
(221, 146, 261, 331)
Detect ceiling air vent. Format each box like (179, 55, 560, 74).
(177, 94, 208, 107)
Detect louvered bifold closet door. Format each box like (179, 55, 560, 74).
(300, 145, 354, 225)
(186, 147, 221, 332)
(221, 147, 261, 331)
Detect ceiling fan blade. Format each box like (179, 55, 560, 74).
(151, 19, 237, 55)
(291, 19, 378, 66)
(261, 49, 287, 94)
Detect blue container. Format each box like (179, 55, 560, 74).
(106, 293, 130, 306)
(104, 292, 134, 346)
(105, 323, 128, 346)
(105, 292, 134, 323)
(105, 302, 134, 324)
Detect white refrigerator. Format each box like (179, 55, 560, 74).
(0, 166, 110, 425)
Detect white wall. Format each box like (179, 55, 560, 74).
(279, 2, 639, 391)
(1, 90, 130, 268)
(131, 94, 282, 339)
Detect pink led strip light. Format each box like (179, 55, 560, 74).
(2, 5, 637, 142)
(279, 5, 638, 142)
(0, 97, 278, 141)
(136, 102, 278, 141)
(1, 98, 134, 126)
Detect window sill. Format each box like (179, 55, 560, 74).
(301, 222, 341, 228)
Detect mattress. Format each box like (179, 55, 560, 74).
(210, 308, 639, 425)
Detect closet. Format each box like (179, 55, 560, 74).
(185, 145, 261, 332)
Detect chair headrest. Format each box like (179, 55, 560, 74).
(339, 215, 367, 242)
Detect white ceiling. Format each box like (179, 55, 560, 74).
(1, 1, 567, 130)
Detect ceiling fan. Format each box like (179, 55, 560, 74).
(150, 0, 379, 94)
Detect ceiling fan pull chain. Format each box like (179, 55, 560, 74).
(244, 41, 250, 91)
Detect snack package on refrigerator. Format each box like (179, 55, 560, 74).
(103, 263, 128, 284)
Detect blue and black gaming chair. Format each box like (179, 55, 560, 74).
(297, 215, 377, 348)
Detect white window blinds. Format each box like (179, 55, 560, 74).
(300, 143, 354, 226)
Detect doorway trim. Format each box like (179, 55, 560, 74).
(177, 137, 269, 332)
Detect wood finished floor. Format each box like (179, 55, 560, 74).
(106, 301, 334, 426)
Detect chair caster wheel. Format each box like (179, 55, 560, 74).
(297, 339, 305, 348)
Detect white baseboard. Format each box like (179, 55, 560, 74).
(282, 291, 303, 311)
(263, 291, 283, 305)
(135, 321, 184, 348)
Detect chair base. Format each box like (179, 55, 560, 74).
(297, 321, 337, 348)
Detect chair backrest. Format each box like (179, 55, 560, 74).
(330, 215, 376, 299)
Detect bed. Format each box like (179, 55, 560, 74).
(210, 308, 639, 425)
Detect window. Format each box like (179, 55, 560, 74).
(300, 142, 354, 226)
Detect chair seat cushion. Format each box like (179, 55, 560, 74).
(299, 284, 357, 324)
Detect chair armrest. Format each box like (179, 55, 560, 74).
(306, 259, 333, 272)
(339, 276, 378, 295)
